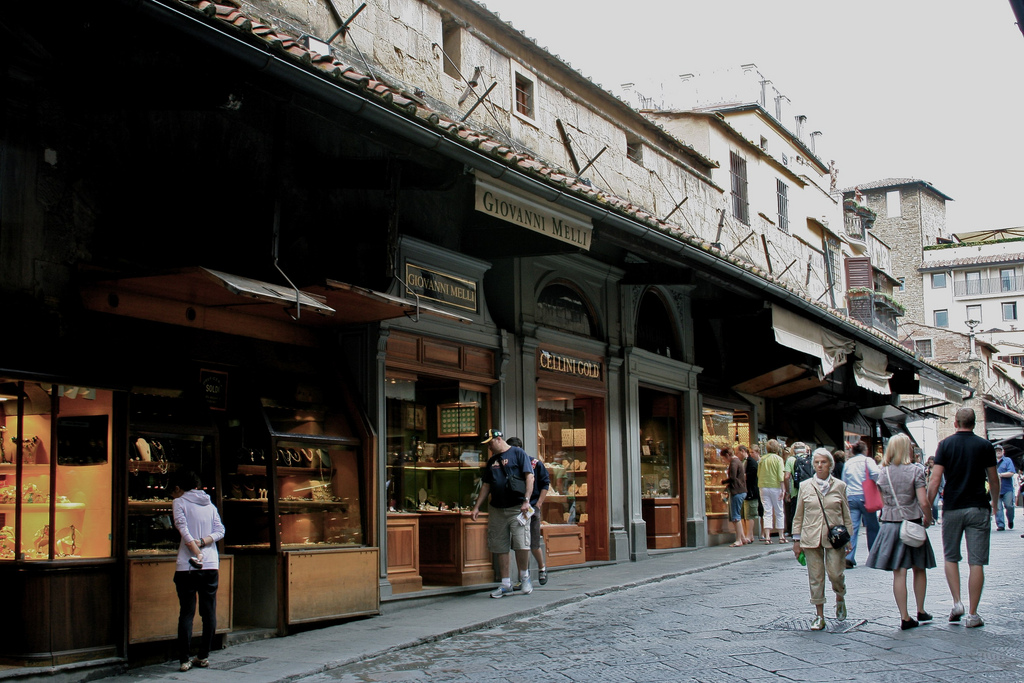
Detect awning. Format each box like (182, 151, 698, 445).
(81, 267, 335, 346)
(311, 280, 472, 324)
(771, 304, 855, 377)
(917, 372, 965, 404)
(982, 398, 1024, 423)
(853, 342, 892, 395)
(841, 409, 872, 436)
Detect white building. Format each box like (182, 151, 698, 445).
(919, 236, 1024, 346)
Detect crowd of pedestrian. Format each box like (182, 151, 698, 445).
(721, 407, 1010, 630)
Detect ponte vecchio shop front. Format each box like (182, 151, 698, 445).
(534, 347, 608, 564)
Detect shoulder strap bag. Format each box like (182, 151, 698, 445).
(883, 467, 927, 548)
(815, 481, 851, 549)
(861, 458, 884, 513)
(500, 455, 527, 499)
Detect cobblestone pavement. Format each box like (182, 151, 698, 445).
(301, 528, 1024, 683)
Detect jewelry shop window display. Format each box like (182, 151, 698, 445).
(536, 394, 589, 530)
(0, 380, 113, 561)
(128, 392, 218, 556)
(639, 388, 683, 549)
(385, 375, 493, 588)
(385, 377, 488, 515)
(223, 394, 365, 550)
(701, 407, 751, 537)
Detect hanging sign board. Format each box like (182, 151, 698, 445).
(474, 176, 592, 251)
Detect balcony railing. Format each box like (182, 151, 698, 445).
(954, 275, 1024, 297)
(847, 289, 901, 338)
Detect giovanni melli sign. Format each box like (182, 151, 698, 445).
(474, 176, 592, 251)
(539, 349, 602, 381)
(404, 263, 478, 312)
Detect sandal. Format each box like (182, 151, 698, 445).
(764, 539, 773, 544)
(729, 541, 744, 547)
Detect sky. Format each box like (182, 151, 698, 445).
(477, 0, 1024, 235)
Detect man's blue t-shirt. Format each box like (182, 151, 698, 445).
(529, 456, 551, 507)
(997, 456, 1016, 495)
(482, 446, 533, 508)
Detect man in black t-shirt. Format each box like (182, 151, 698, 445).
(472, 429, 535, 598)
(927, 408, 999, 628)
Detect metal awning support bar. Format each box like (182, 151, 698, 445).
(460, 81, 497, 122)
(573, 146, 606, 182)
(728, 230, 755, 255)
(662, 196, 688, 223)
(394, 274, 422, 323)
(327, 3, 366, 44)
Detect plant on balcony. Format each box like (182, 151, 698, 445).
(847, 287, 905, 315)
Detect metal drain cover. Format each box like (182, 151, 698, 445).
(763, 616, 866, 633)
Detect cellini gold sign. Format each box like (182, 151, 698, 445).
(539, 350, 602, 381)
(474, 176, 592, 251)
(404, 263, 478, 312)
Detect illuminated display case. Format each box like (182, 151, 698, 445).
(384, 378, 492, 588)
(224, 395, 365, 550)
(0, 381, 113, 562)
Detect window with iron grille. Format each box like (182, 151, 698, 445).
(730, 152, 749, 225)
(514, 72, 534, 119)
(776, 179, 789, 233)
(915, 339, 933, 358)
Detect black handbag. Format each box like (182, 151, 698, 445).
(815, 484, 851, 549)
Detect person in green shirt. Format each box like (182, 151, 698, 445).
(758, 439, 788, 543)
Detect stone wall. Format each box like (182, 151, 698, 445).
(244, 0, 837, 302)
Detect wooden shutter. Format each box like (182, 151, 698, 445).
(844, 257, 872, 290)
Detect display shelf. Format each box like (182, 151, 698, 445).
(126, 501, 173, 511)
(278, 500, 350, 511)
(544, 494, 587, 501)
(0, 464, 51, 474)
(0, 502, 86, 511)
(127, 461, 178, 474)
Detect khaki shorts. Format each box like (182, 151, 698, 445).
(742, 497, 759, 520)
(487, 506, 530, 553)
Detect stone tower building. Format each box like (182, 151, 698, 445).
(842, 178, 953, 325)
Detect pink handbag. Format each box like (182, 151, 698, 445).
(862, 474, 884, 512)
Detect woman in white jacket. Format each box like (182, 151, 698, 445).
(170, 470, 226, 672)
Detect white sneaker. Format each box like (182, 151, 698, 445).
(520, 576, 533, 595)
(965, 613, 984, 628)
(949, 601, 965, 622)
(490, 585, 514, 598)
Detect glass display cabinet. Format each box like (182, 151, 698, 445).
(125, 391, 230, 645)
(701, 407, 750, 539)
(224, 384, 376, 628)
(384, 377, 492, 588)
(536, 393, 589, 566)
(639, 389, 682, 549)
(0, 381, 114, 562)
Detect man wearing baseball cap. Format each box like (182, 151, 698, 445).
(472, 429, 535, 597)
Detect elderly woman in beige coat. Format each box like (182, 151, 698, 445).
(792, 448, 854, 630)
